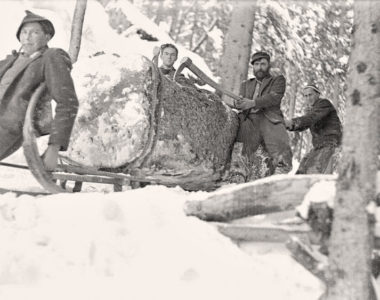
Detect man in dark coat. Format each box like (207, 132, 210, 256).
(234, 51, 293, 175)
(285, 84, 342, 174)
(157, 43, 204, 86)
(0, 10, 79, 171)
(158, 43, 178, 78)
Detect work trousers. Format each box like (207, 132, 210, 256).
(236, 113, 293, 174)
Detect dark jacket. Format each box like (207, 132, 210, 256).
(290, 98, 342, 148)
(0, 47, 79, 151)
(159, 66, 176, 78)
(239, 74, 286, 124)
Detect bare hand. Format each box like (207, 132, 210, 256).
(284, 118, 293, 130)
(194, 77, 205, 86)
(188, 74, 205, 86)
(152, 46, 160, 57)
(42, 144, 60, 171)
(234, 97, 256, 111)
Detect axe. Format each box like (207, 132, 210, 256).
(152, 46, 160, 67)
(174, 57, 241, 103)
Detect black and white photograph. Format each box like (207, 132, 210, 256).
(0, 0, 379, 299)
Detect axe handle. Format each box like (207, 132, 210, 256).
(173, 60, 188, 82)
(180, 57, 241, 102)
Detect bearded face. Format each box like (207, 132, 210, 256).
(252, 58, 270, 80)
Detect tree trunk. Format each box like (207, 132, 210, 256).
(220, 1, 255, 106)
(153, 0, 165, 25)
(218, 1, 272, 181)
(66, 53, 238, 191)
(69, 0, 87, 63)
(184, 174, 336, 221)
(325, 1, 380, 299)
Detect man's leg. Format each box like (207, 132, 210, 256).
(260, 116, 293, 175)
(296, 150, 313, 174)
(0, 128, 23, 161)
(229, 114, 262, 182)
(236, 113, 262, 157)
(296, 145, 337, 174)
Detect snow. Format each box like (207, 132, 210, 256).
(0, 0, 341, 298)
(296, 180, 336, 219)
(0, 181, 324, 300)
(0, 0, 215, 85)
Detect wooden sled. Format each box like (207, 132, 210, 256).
(17, 57, 174, 194)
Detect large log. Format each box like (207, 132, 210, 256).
(184, 174, 337, 221)
(63, 52, 238, 191)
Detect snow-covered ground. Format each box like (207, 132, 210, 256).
(0, 1, 349, 299)
(0, 158, 324, 300)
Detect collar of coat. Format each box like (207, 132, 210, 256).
(159, 66, 175, 75)
(19, 46, 49, 58)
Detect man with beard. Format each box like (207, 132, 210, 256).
(285, 84, 342, 174)
(234, 51, 292, 176)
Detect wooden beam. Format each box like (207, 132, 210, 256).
(214, 222, 311, 244)
(184, 174, 337, 221)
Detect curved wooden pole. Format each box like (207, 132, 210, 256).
(124, 56, 161, 170)
(22, 84, 67, 193)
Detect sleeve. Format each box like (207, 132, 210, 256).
(43, 48, 79, 151)
(254, 75, 286, 109)
(290, 99, 334, 131)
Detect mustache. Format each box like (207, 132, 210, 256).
(254, 69, 269, 77)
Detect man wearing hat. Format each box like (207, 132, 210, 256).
(234, 51, 293, 175)
(285, 84, 342, 174)
(0, 10, 79, 171)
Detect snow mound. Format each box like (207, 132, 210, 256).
(0, 186, 322, 300)
(296, 180, 336, 219)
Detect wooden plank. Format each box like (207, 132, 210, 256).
(0, 187, 50, 197)
(185, 174, 337, 221)
(286, 236, 328, 282)
(52, 173, 128, 186)
(214, 222, 311, 243)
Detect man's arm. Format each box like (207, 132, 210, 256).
(43, 48, 79, 152)
(255, 75, 286, 109)
(289, 99, 334, 131)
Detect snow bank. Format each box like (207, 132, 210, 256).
(0, 186, 323, 299)
(296, 180, 336, 219)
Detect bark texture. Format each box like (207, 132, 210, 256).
(325, 2, 380, 299)
(220, 1, 255, 104)
(184, 174, 336, 221)
(66, 53, 238, 191)
(135, 74, 239, 190)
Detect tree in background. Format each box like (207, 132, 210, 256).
(119, 0, 353, 166)
(219, 1, 255, 101)
(325, 1, 380, 299)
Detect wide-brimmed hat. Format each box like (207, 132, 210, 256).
(250, 51, 270, 65)
(16, 10, 55, 41)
